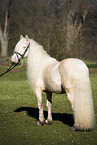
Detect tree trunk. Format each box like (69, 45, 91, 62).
(0, 26, 8, 56)
(65, 0, 89, 57)
(0, 0, 13, 57)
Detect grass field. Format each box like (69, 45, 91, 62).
(0, 64, 97, 145)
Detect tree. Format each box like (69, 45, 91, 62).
(0, 0, 13, 56)
(81, 4, 97, 61)
(64, 0, 91, 57)
(0, 0, 96, 62)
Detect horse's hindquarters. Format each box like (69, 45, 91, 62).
(59, 58, 95, 130)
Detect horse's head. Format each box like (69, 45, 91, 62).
(11, 35, 30, 63)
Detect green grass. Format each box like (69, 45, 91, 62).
(0, 68, 97, 145)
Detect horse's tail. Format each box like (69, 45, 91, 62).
(74, 75, 95, 130)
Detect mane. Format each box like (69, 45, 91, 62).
(30, 38, 50, 57)
(27, 38, 57, 92)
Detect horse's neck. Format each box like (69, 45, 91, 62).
(28, 39, 56, 65)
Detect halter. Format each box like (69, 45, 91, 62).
(0, 42, 30, 77)
(14, 42, 30, 60)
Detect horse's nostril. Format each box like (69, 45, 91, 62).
(11, 56, 17, 63)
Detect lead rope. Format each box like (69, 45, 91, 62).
(0, 60, 20, 77)
(0, 42, 30, 77)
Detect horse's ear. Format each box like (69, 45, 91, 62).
(20, 35, 23, 39)
(25, 35, 29, 41)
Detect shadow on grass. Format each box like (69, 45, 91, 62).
(14, 107, 74, 127)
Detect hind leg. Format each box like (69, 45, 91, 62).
(66, 88, 77, 131)
(66, 87, 81, 131)
(66, 88, 74, 110)
(45, 92, 52, 125)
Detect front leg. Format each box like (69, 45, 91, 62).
(35, 89, 44, 126)
(45, 92, 52, 125)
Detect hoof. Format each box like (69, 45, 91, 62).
(70, 126, 81, 131)
(70, 126, 89, 132)
(37, 120, 44, 126)
(45, 120, 52, 125)
(70, 126, 76, 131)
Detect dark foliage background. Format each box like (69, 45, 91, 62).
(0, 0, 97, 61)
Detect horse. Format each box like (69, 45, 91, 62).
(11, 35, 95, 131)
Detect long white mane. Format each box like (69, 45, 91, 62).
(30, 39, 50, 56)
(27, 38, 58, 92)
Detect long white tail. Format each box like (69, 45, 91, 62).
(74, 76, 95, 130)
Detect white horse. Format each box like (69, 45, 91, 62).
(11, 35, 95, 131)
